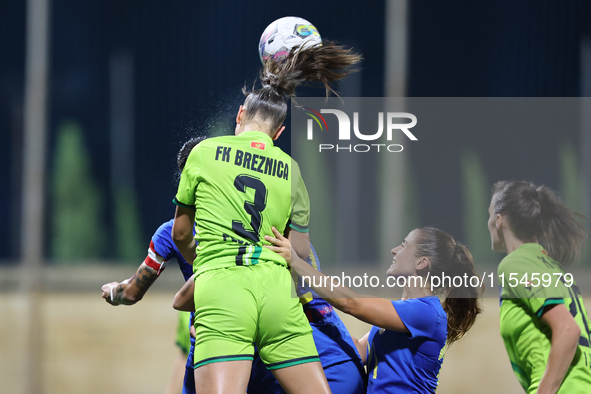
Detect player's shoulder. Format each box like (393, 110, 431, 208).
(368, 324, 381, 340)
(396, 296, 443, 315)
(198, 134, 268, 150)
(152, 219, 174, 244)
(272, 148, 300, 169)
(150, 219, 177, 259)
(194, 136, 230, 149)
(153, 219, 174, 239)
(282, 152, 301, 173)
(501, 244, 564, 277)
(205, 135, 232, 143)
(189, 136, 235, 162)
(498, 244, 542, 273)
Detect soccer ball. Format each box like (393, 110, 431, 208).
(258, 16, 322, 64)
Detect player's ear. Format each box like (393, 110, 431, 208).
(495, 214, 503, 230)
(272, 125, 286, 141)
(416, 256, 429, 271)
(236, 105, 245, 124)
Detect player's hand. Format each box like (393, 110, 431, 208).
(264, 227, 295, 266)
(101, 282, 120, 306)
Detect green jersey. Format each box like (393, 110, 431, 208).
(174, 130, 310, 276)
(498, 243, 591, 393)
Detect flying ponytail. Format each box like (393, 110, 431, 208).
(414, 227, 483, 345)
(241, 42, 362, 132)
(260, 41, 362, 97)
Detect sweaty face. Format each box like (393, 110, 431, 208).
(387, 229, 420, 277)
(487, 196, 505, 253)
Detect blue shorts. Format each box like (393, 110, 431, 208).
(185, 332, 366, 394)
(247, 354, 365, 394)
(182, 337, 196, 394)
(324, 359, 366, 394)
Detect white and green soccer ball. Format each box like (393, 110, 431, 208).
(258, 16, 322, 64)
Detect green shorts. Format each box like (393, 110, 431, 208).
(175, 311, 192, 355)
(192, 262, 319, 370)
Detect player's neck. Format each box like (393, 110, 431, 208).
(502, 229, 534, 255)
(401, 285, 434, 300)
(237, 123, 272, 136)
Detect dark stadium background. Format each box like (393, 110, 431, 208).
(2, 2, 591, 394)
(0, 0, 589, 261)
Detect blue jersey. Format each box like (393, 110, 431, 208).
(147, 219, 197, 394)
(147, 219, 193, 281)
(367, 297, 447, 394)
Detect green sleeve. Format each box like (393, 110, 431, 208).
(530, 298, 565, 318)
(498, 258, 567, 317)
(290, 163, 310, 233)
(174, 144, 202, 208)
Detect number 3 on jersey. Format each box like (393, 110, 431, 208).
(232, 175, 267, 242)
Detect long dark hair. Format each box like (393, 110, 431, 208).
(241, 41, 362, 132)
(492, 181, 587, 265)
(175, 136, 207, 183)
(414, 227, 483, 345)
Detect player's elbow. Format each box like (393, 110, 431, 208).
(290, 231, 311, 260)
(172, 296, 183, 311)
(293, 243, 311, 261)
(172, 292, 192, 312)
(563, 324, 581, 357)
(172, 225, 191, 246)
(553, 319, 581, 349)
(565, 322, 581, 343)
(337, 298, 360, 316)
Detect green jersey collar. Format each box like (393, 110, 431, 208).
(239, 130, 275, 144)
(514, 243, 545, 254)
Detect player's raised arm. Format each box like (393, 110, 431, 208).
(265, 227, 409, 332)
(266, 226, 483, 392)
(266, 226, 482, 342)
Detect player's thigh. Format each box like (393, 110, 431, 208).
(193, 360, 252, 394)
(192, 268, 257, 367)
(271, 361, 331, 394)
(255, 263, 318, 368)
(324, 360, 366, 394)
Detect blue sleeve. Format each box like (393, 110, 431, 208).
(392, 298, 438, 339)
(151, 221, 176, 261)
